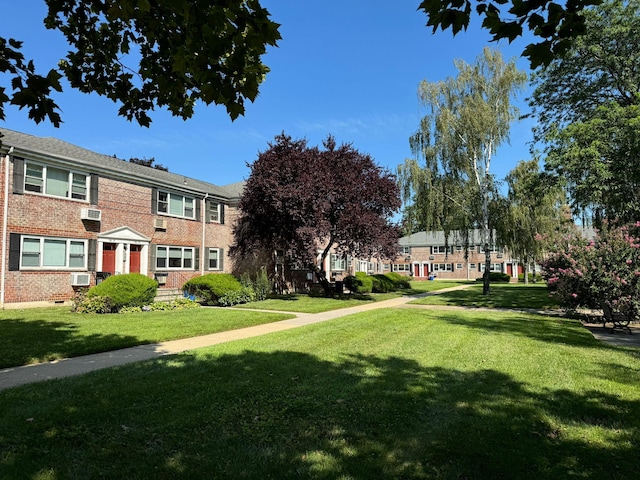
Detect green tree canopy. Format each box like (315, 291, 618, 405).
(530, 0, 640, 226)
(398, 47, 526, 294)
(0, 0, 281, 128)
(494, 159, 565, 282)
(419, 0, 603, 68)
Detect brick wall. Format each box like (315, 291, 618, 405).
(1, 159, 237, 305)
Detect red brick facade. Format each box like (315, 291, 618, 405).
(0, 130, 240, 308)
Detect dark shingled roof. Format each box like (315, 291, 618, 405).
(0, 128, 244, 202)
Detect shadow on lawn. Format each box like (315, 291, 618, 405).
(429, 285, 557, 310)
(0, 318, 139, 368)
(2, 351, 638, 479)
(432, 309, 601, 349)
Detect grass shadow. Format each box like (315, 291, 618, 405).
(1, 350, 638, 479)
(0, 317, 140, 368)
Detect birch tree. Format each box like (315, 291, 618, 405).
(399, 47, 526, 294)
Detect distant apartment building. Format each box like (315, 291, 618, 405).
(394, 230, 522, 280)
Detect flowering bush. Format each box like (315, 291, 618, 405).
(541, 223, 640, 317)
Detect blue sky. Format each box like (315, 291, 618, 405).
(2, 1, 537, 190)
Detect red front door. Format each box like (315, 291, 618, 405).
(130, 245, 142, 273)
(414, 264, 420, 277)
(103, 243, 117, 274)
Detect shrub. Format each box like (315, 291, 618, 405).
(183, 273, 243, 305)
(385, 272, 411, 289)
(72, 292, 113, 314)
(518, 273, 543, 283)
(475, 272, 511, 283)
(345, 272, 373, 294)
(253, 267, 271, 301)
(371, 274, 395, 293)
(218, 286, 256, 307)
(119, 298, 201, 313)
(86, 273, 157, 312)
(542, 223, 640, 316)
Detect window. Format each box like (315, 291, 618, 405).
(456, 263, 463, 269)
(400, 246, 411, 255)
(23, 161, 88, 201)
(470, 263, 476, 269)
(156, 246, 194, 269)
(480, 263, 504, 272)
(330, 254, 346, 271)
(157, 191, 195, 219)
(208, 248, 221, 270)
(393, 264, 410, 272)
(432, 263, 453, 272)
(20, 237, 86, 269)
(209, 202, 221, 223)
(432, 246, 451, 254)
(383, 263, 390, 271)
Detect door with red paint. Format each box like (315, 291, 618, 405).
(129, 245, 142, 273)
(414, 264, 420, 277)
(102, 243, 117, 274)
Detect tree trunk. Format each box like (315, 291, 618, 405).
(524, 260, 529, 284)
(483, 244, 491, 295)
(310, 264, 333, 297)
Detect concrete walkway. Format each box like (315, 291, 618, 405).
(1, 284, 637, 392)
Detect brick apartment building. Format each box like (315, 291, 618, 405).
(0, 129, 242, 308)
(395, 230, 522, 281)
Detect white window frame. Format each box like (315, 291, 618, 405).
(392, 264, 410, 272)
(157, 191, 195, 219)
(432, 246, 450, 254)
(400, 246, 411, 255)
(480, 263, 504, 272)
(456, 263, 463, 269)
(156, 245, 195, 270)
(209, 202, 221, 223)
(432, 263, 453, 272)
(208, 247, 221, 271)
(20, 236, 87, 270)
(23, 161, 89, 201)
(330, 254, 346, 271)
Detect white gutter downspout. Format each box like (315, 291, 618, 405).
(1, 147, 14, 309)
(201, 193, 208, 275)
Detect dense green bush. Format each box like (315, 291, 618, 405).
(183, 273, 243, 305)
(218, 287, 256, 307)
(72, 291, 113, 314)
(385, 272, 411, 289)
(240, 267, 270, 301)
(345, 272, 373, 294)
(518, 272, 543, 283)
(86, 273, 157, 311)
(476, 272, 511, 283)
(371, 274, 395, 293)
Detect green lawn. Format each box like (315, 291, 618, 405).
(409, 282, 559, 309)
(1, 307, 638, 479)
(234, 280, 473, 313)
(0, 307, 294, 368)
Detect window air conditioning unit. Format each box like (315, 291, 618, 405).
(71, 273, 91, 286)
(429, 256, 435, 260)
(154, 218, 167, 230)
(80, 208, 102, 221)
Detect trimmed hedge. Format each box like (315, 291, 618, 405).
(183, 273, 244, 305)
(345, 272, 373, 294)
(85, 273, 157, 312)
(476, 272, 511, 283)
(518, 273, 543, 283)
(384, 272, 411, 289)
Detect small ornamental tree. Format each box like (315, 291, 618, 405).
(541, 222, 640, 317)
(230, 133, 402, 296)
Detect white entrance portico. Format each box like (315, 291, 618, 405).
(97, 226, 151, 276)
